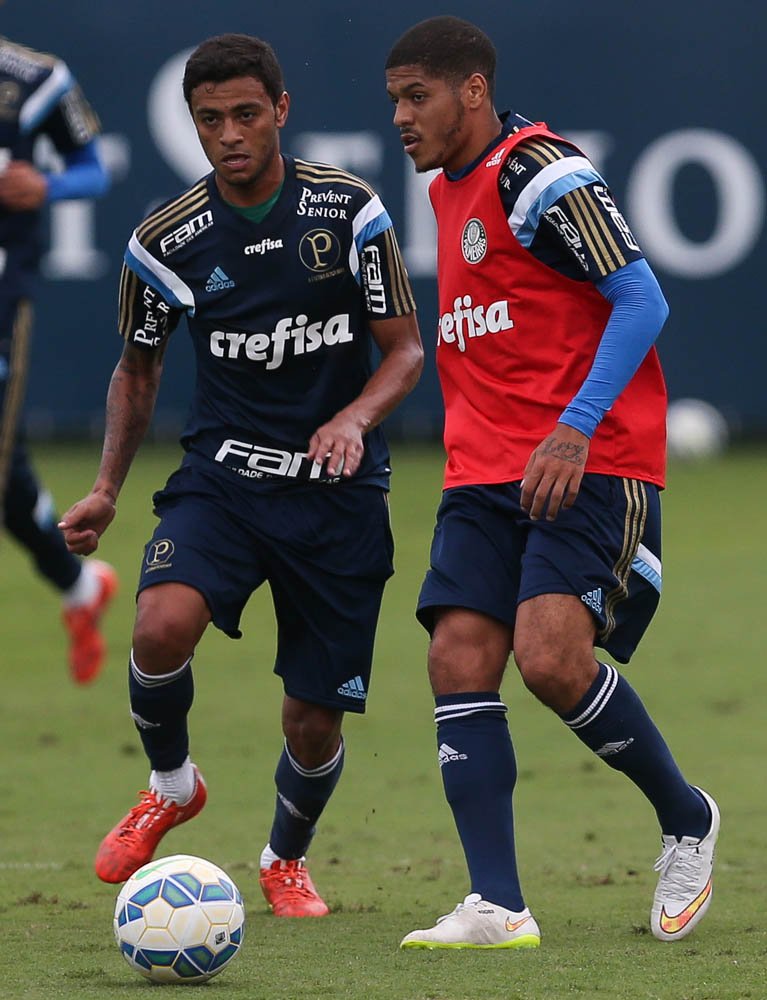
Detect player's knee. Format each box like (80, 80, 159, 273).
(427, 633, 463, 691)
(282, 698, 343, 768)
(515, 643, 589, 711)
(427, 618, 508, 694)
(132, 608, 198, 673)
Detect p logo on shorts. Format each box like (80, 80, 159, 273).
(146, 538, 175, 570)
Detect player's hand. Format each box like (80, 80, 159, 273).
(520, 423, 590, 521)
(306, 410, 369, 478)
(58, 491, 117, 555)
(0, 160, 49, 211)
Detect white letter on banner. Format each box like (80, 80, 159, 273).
(627, 128, 764, 279)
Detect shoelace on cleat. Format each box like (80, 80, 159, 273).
(263, 866, 316, 901)
(116, 791, 173, 841)
(437, 899, 472, 924)
(653, 842, 705, 901)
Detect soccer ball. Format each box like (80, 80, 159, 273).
(114, 854, 245, 984)
(666, 397, 729, 460)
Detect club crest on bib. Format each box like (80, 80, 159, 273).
(461, 218, 487, 264)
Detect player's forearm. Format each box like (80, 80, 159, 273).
(47, 141, 110, 202)
(559, 259, 668, 438)
(92, 356, 163, 501)
(343, 337, 424, 432)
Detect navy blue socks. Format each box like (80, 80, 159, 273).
(268, 738, 345, 860)
(129, 653, 194, 771)
(435, 692, 524, 911)
(561, 663, 710, 838)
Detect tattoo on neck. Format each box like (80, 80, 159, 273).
(542, 438, 585, 465)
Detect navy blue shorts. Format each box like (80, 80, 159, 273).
(138, 464, 394, 712)
(417, 475, 662, 664)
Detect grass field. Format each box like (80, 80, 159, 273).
(1, 442, 765, 999)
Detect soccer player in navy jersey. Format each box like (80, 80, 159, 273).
(385, 16, 718, 948)
(59, 33, 423, 915)
(0, 34, 116, 684)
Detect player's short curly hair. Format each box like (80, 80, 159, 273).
(385, 16, 496, 96)
(183, 34, 285, 107)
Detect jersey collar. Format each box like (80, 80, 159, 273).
(444, 110, 536, 182)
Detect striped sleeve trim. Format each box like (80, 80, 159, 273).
(508, 157, 603, 247)
(118, 261, 139, 340)
(382, 227, 416, 316)
(507, 137, 629, 274)
(18, 59, 73, 134)
(136, 180, 209, 245)
(348, 194, 392, 282)
(125, 233, 195, 312)
(564, 186, 627, 274)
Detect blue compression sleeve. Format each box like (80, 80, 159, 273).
(558, 259, 669, 438)
(45, 140, 110, 202)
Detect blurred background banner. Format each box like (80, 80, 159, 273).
(3, 0, 764, 439)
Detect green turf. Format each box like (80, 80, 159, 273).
(1, 442, 765, 998)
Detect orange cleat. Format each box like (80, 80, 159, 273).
(94, 767, 207, 884)
(62, 559, 118, 684)
(259, 859, 329, 917)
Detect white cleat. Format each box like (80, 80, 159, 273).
(651, 787, 720, 942)
(400, 893, 541, 950)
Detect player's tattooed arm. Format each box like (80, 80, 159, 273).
(541, 437, 587, 465)
(520, 423, 590, 522)
(59, 341, 166, 554)
(99, 341, 166, 493)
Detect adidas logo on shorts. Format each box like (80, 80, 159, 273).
(337, 675, 367, 700)
(581, 587, 603, 613)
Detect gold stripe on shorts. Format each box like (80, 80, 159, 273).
(600, 478, 648, 642)
(0, 301, 34, 509)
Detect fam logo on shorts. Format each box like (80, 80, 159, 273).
(146, 538, 174, 572)
(461, 218, 487, 264)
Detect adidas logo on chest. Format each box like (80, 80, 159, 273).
(205, 266, 235, 292)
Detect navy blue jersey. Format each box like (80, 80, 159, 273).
(498, 112, 644, 280)
(119, 155, 416, 490)
(0, 37, 100, 298)
(447, 110, 643, 283)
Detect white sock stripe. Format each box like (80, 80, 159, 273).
(284, 736, 345, 778)
(434, 700, 508, 721)
(565, 664, 618, 729)
(130, 650, 192, 688)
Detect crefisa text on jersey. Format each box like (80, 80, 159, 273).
(438, 296, 514, 352)
(209, 312, 353, 370)
(244, 237, 283, 255)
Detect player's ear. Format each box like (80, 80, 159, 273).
(464, 73, 489, 110)
(275, 91, 290, 128)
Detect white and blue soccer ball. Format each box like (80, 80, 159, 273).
(114, 854, 245, 984)
(666, 397, 729, 460)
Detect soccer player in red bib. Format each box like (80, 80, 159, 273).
(386, 16, 718, 949)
